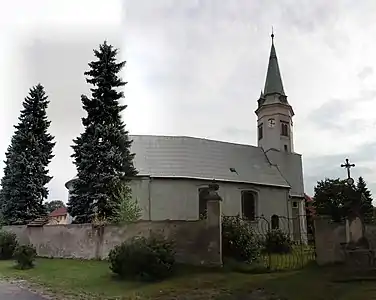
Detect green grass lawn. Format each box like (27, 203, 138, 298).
(248, 245, 316, 271)
(1, 258, 376, 299)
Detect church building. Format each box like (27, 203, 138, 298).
(65, 34, 306, 238)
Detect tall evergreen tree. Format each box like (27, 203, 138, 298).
(356, 176, 374, 223)
(68, 41, 137, 223)
(0, 84, 55, 225)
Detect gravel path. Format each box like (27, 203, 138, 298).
(0, 281, 46, 300)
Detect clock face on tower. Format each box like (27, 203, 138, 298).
(268, 118, 276, 128)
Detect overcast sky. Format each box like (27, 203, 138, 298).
(0, 0, 376, 202)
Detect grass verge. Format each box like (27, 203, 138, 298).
(1, 258, 376, 299)
(0, 258, 259, 299)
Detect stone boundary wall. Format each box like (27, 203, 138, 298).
(4, 218, 221, 266)
(3, 184, 224, 266)
(365, 224, 376, 247)
(314, 216, 346, 265)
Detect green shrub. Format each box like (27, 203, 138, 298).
(263, 229, 293, 254)
(222, 215, 261, 263)
(111, 183, 142, 224)
(14, 244, 37, 269)
(108, 234, 176, 281)
(0, 230, 18, 260)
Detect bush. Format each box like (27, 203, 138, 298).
(111, 183, 142, 223)
(263, 229, 293, 254)
(222, 215, 261, 263)
(14, 244, 37, 269)
(0, 230, 18, 260)
(108, 234, 176, 281)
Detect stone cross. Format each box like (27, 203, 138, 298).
(341, 158, 355, 180)
(205, 182, 222, 202)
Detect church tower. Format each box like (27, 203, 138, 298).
(255, 33, 295, 153)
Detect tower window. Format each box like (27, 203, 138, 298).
(284, 145, 288, 152)
(258, 124, 263, 140)
(281, 121, 289, 136)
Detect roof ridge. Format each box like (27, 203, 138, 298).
(130, 134, 258, 148)
(261, 147, 291, 188)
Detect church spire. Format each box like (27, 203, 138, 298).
(263, 32, 285, 96)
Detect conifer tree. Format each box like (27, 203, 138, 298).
(356, 176, 374, 223)
(68, 41, 137, 223)
(0, 84, 55, 225)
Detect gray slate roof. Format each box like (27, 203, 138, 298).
(65, 135, 305, 196)
(264, 149, 305, 197)
(129, 135, 290, 188)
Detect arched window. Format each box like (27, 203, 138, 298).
(241, 191, 256, 221)
(271, 214, 280, 229)
(281, 122, 289, 136)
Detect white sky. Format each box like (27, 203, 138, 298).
(1, 0, 376, 201)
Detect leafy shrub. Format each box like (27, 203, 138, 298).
(0, 230, 18, 260)
(14, 244, 37, 269)
(263, 229, 293, 254)
(222, 215, 261, 263)
(111, 183, 142, 223)
(108, 234, 175, 281)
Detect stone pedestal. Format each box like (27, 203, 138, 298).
(204, 183, 223, 266)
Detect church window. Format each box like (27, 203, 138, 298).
(271, 214, 280, 229)
(281, 121, 289, 136)
(292, 201, 298, 208)
(241, 191, 256, 221)
(198, 187, 209, 219)
(284, 145, 288, 152)
(258, 124, 263, 140)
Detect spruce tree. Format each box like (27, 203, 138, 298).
(0, 84, 55, 225)
(356, 176, 374, 223)
(68, 41, 137, 224)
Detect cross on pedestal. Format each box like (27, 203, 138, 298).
(341, 158, 355, 185)
(341, 158, 355, 179)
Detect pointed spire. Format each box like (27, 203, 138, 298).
(263, 31, 285, 96)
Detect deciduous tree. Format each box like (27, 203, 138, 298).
(313, 177, 374, 223)
(45, 200, 65, 214)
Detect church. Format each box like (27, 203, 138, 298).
(65, 34, 306, 238)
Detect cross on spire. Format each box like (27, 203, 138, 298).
(341, 158, 355, 179)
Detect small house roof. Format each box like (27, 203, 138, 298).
(49, 207, 67, 217)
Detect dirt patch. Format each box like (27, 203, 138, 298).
(218, 288, 287, 300)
